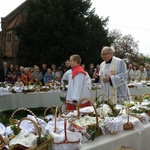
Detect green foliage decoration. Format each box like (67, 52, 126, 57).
(99, 100, 120, 117)
(86, 125, 100, 141)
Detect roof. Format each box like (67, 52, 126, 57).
(7, 14, 22, 29)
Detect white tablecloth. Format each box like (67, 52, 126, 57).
(0, 90, 63, 111)
(80, 123, 150, 150)
(0, 87, 150, 112)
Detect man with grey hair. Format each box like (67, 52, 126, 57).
(96, 46, 130, 103)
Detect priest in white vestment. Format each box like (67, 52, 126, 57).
(99, 46, 130, 103)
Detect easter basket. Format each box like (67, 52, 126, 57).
(51, 119, 82, 150)
(9, 117, 51, 150)
(47, 106, 82, 150)
(41, 86, 50, 92)
(139, 93, 150, 116)
(59, 101, 78, 119)
(10, 108, 39, 125)
(43, 106, 55, 122)
(0, 134, 6, 150)
(70, 97, 102, 142)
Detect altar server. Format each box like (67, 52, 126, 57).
(66, 54, 91, 110)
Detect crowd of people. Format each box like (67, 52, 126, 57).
(0, 61, 71, 86)
(127, 62, 150, 82)
(1, 46, 148, 108)
(0, 60, 101, 87)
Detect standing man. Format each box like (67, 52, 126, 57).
(98, 46, 130, 102)
(0, 61, 10, 82)
(66, 54, 91, 110)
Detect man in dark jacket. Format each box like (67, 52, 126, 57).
(0, 61, 10, 82)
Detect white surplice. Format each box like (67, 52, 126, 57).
(66, 72, 91, 103)
(100, 56, 130, 103)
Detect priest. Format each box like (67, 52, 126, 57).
(98, 46, 130, 103)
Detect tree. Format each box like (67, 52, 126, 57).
(108, 29, 139, 62)
(142, 54, 150, 64)
(16, 0, 111, 67)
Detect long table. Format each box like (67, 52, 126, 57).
(0, 90, 62, 112)
(80, 123, 150, 150)
(0, 86, 150, 112)
(128, 86, 150, 97)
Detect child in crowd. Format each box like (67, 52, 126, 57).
(15, 76, 24, 87)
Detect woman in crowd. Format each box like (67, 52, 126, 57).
(43, 68, 54, 85)
(129, 63, 140, 81)
(51, 63, 62, 82)
(21, 67, 34, 85)
(139, 65, 147, 81)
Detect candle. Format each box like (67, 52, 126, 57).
(126, 107, 129, 123)
(64, 118, 67, 141)
(54, 106, 58, 132)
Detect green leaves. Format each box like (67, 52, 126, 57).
(16, 0, 110, 66)
(10, 125, 21, 135)
(86, 125, 100, 141)
(0, 112, 8, 126)
(99, 100, 120, 117)
(37, 135, 47, 146)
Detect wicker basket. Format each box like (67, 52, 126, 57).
(71, 97, 102, 142)
(124, 95, 138, 101)
(42, 88, 49, 92)
(44, 106, 55, 118)
(41, 86, 50, 92)
(51, 118, 81, 150)
(43, 106, 55, 123)
(44, 106, 61, 133)
(22, 90, 28, 94)
(28, 89, 36, 92)
(123, 122, 134, 130)
(131, 114, 143, 122)
(128, 85, 135, 88)
(123, 106, 134, 131)
(9, 117, 51, 150)
(44, 106, 81, 150)
(139, 93, 150, 116)
(0, 134, 6, 149)
(60, 101, 78, 119)
(11, 89, 17, 93)
(97, 94, 112, 106)
(10, 108, 38, 124)
(139, 93, 150, 104)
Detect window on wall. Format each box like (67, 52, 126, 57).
(9, 34, 11, 42)
(7, 34, 9, 42)
(15, 35, 18, 41)
(6, 33, 12, 42)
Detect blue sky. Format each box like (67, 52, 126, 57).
(0, 0, 150, 56)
